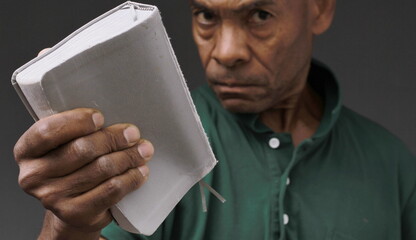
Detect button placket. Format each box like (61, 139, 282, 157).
(277, 148, 300, 238)
(265, 134, 292, 239)
(265, 135, 283, 237)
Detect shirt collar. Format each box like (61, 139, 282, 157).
(231, 59, 342, 140)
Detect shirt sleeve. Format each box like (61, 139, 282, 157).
(400, 153, 416, 240)
(100, 221, 167, 240)
(101, 221, 147, 240)
(402, 188, 416, 240)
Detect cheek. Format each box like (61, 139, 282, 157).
(193, 35, 214, 68)
(248, 28, 289, 72)
(250, 27, 310, 88)
(192, 24, 216, 68)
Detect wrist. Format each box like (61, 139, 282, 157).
(38, 210, 102, 240)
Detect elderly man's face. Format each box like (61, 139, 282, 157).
(191, 0, 323, 113)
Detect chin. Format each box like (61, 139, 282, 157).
(220, 99, 266, 113)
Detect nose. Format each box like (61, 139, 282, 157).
(212, 23, 250, 68)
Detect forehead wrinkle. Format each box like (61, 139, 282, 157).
(233, 0, 276, 13)
(190, 0, 277, 12)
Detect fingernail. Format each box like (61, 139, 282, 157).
(138, 165, 149, 178)
(138, 141, 154, 159)
(38, 48, 51, 56)
(123, 126, 140, 143)
(92, 112, 104, 129)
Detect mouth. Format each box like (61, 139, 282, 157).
(207, 72, 268, 100)
(211, 82, 264, 101)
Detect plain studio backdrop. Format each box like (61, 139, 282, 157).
(0, 0, 415, 239)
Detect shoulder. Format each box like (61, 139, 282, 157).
(337, 107, 411, 151)
(331, 107, 416, 210)
(336, 106, 415, 171)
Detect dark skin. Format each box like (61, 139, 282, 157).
(14, 109, 154, 239)
(14, 0, 335, 239)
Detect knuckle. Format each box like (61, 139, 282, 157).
(124, 148, 142, 168)
(100, 128, 120, 151)
(18, 173, 32, 190)
(71, 137, 96, 159)
(72, 109, 93, 124)
(101, 124, 137, 150)
(127, 169, 143, 189)
(95, 155, 115, 177)
(13, 141, 25, 161)
(105, 178, 123, 197)
(38, 187, 59, 210)
(18, 165, 42, 191)
(36, 120, 55, 141)
(41, 194, 58, 211)
(54, 202, 80, 221)
(32, 120, 60, 150)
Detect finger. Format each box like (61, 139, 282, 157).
(58, 141, 152, 195)
(14, 108, 104, 160)
(38, 48, 51, 56)
(17, 124, 145, 192)
(44, 124, 142, 177)
(55, 167, 149, 227)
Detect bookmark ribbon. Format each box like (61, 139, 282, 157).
(198, 181, 226, 212)
(129, 3, 138, 21)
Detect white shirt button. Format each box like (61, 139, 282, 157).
(283, 214, 289, 225)
(268, 137, 280, 149)
(286, 178, 290, 186)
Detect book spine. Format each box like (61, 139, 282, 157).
(11, 77, 40, 121)
(12, 71, 55, 121)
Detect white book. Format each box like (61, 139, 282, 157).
(11, 1, 217, 235)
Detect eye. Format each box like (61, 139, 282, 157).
(194, 10, 217, 26)
(249, 10, 272, 24)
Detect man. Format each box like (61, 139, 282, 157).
(14, 0, 416, 239)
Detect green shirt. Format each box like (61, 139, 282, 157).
(102, 61, 416, 240)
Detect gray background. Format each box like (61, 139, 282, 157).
(1, 0, 415, 239)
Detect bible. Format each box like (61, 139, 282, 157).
(11, 1, 218, 235)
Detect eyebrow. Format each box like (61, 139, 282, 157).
(190, 0, 276, 13)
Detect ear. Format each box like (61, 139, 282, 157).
(310, 0, 336, 35)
